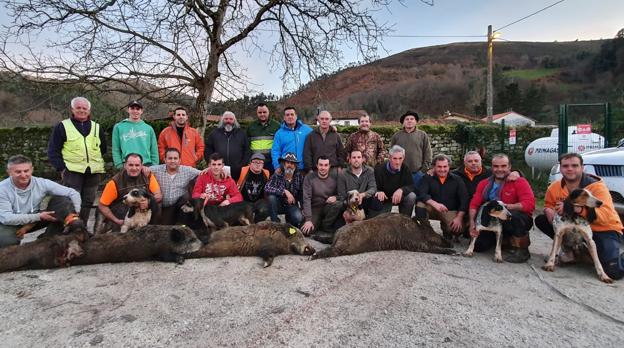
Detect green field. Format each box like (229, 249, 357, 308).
(503, 68, 560, 80)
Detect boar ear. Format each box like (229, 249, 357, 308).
(170, 228, 185, 243)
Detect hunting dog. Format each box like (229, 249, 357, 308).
(183, 198, 253, 231)
(463, 200, 512, 262)
(14, 195, 89, 240)
(95, 188, 159, 234)
(542, 188, 612, 283)
(342, 190, 366, 224)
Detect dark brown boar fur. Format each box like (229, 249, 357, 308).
(71, 225, 202, 265)
(188, 221, 315, 267)
(311, 213, 456, 259)
(0, 234, 87, 273)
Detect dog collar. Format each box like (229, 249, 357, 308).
(64, 213, 80, 226)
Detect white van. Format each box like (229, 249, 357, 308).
(549, 141, 624, 216)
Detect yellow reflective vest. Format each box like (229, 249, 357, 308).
(61, 119, 105, 173)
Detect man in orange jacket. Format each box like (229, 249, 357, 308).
(535, 153, 624, 280)
(158, 106, 204, 167)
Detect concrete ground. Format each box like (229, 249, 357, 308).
(1, 220, 623, 347)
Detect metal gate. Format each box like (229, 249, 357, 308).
(558, 103, 613, 156)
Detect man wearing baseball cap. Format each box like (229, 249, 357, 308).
(237, 153, 271, 222)
(111, 100, 159, 168)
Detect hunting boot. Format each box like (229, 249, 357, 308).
(504, 235, 531, 263)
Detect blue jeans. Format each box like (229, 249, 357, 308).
(412, 171, 425, 189)
(267, 194, 304, 227)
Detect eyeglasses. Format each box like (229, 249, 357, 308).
(251, 160, 264, 165)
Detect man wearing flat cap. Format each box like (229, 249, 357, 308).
(237, 153, 271, 222)
(390, 111, 432, 188)
(112, 100, 159, 168)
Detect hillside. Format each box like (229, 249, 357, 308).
(284, 40, 621, 123)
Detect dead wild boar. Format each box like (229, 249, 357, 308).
(311, 213, 456, 259)
(0, 234, 86, 273)
(188, 221, 315, 267)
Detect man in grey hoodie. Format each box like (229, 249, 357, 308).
(337, 149, 378, 217)
(0, 155, 81, 248)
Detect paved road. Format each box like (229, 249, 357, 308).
(1, 223, 623, 347)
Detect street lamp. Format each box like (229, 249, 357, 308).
(486, 25, 501, 123)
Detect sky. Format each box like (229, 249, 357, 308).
(1, 0, 623, 98)
(239, 0, 624, 96)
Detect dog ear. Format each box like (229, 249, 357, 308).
(587, 207, 597, 223)
(170, 228, 186, 243)
(480, 204, 493, 227)
(562, 199, 575, 217)
(127, 206, 136, 218)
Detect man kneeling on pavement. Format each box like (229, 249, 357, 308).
(468, 154, 535, 263)
(535, 152, 624, 279)
(301, 156, 344, 243)
(416, 154, 468, 241)
(0, 155, 82, 247)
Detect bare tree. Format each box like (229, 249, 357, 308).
(0, 0, 408, 128)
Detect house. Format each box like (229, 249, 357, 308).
(482, 111, 536, 127)
(440, 111, 484, 123)
(206, 114, 221, 123)
(316, 110, 368, 126)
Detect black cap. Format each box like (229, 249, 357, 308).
(128, 100, 143, 109)
(400, 111, 419, 123)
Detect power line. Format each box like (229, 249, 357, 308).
(387, 34, 485, 38)
(495, 0, 566, 32)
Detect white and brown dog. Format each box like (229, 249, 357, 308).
(542, 188, 612, 283)
(120, 188, 159, 233)
(463, 200, 512, 263)
(343, 190, 365, 224)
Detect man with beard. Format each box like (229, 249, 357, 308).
(237, 153, 271, 222)
(247, 103, 280, 174)
(98, 153, 162, 230)
(204, 111, 250, 181)
(337, 150, 378, 217)
(48, 96, 106, 224)
(343, 115, 387, 167)
(265, 153, 304, 227)
(157, 106, 204, 167)
(469, 154, 535, 263)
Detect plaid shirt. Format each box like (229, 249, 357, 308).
(151, 164, 200, 207)
(265, 169, 304, 204)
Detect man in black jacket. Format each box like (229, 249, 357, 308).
(372, 145, 416, 216)
(204, 111, 250, 181)
(417, 154, 469, 240)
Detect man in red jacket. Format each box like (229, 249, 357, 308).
(192, 153, 242, 206)
(469, 154, 535, 263)
(158, 106, 204, 167)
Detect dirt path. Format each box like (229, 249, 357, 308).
(1, 224, 623, 347)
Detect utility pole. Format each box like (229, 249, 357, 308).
(486, 24, 493, 123)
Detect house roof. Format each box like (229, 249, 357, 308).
(481, 111, 536, 122)
(330, 110, 369, 120)
(440, 111, 484, 123)
(206, 114, 221, 122)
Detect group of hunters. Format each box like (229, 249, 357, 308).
(0, 97, 622, 280)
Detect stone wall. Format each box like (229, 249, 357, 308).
(0, 123, 553, 181)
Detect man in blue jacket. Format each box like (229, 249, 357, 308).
(271, 106, 312, 171)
